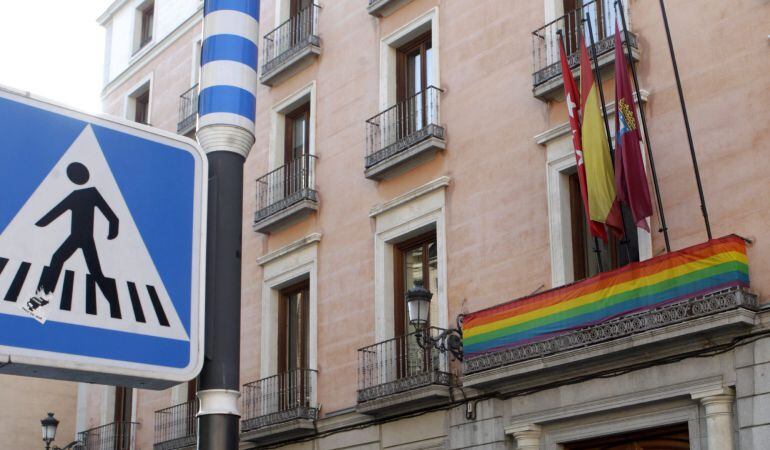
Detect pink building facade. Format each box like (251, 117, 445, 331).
(81, 0, 770, 449)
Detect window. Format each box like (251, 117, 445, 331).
(396, 32, 436, 134)
(285, 103, 310, 163)
(394, 232, 438, 337)
(278, 281, 310, 373)
(568, 172, 638, 280)
(278, 281, 310, 409)
(562, 0, 613, 54)
(134, 90, 150, 125)
(114, 387, 132, 422)
(113, 386, 132, 449)
(282, 102, 310, 196)
(396, 32, 435, 102)
(138, 2, 154, 50)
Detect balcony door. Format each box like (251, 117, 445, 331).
(284, 103, 310, 199)
(394, 232, 438, 379)
(290, 0, 313, 47)
(114, 387, 132, 450)
(562, 0, 611, 54)
(278, 281, 310, 410)
(568, 172, 638, 281)
(396, 32, 435, 139)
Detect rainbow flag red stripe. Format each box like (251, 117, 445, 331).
(463, 236, 749, 359)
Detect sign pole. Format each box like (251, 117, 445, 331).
(195, 1, 259, 449)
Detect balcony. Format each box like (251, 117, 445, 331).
(260, 4, 321, 86)
(356, 328, 455, 417)
(77, 421, 137, 450)
(240, 369, 318, 445)
(153, 399, 198, 450)
(253, 154, 318, 233)
(365, 86, 445, 180)
(177, 84, 198, 135)
(531, 0, 638, 100)
(462, 236, 758, 393)
(367, 0, 413, 17)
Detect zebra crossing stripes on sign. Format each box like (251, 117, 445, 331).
(0, 86, 207, 389)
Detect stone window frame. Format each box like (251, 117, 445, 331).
(371, 177, 450, 342)
(256, 233, 320, 401)
(269, 81, 317, 171)
(379, 7, 440, 112)
(541, 101, 652, 288)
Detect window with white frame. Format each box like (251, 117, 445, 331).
(126, 79, 151, 125)
(371, 177, 450, 343)
(134, 0, 155, 53)
(544, 134, 651, 287)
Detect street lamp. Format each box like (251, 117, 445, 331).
(405, 280, 464, 361)
(41, 413, 58, 449)
(40, 413, 80, 450)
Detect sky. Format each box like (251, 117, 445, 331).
(0, 0, 110, 113)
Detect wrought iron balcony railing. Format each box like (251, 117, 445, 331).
(262, 4, 320, 76)
(177, 84, 198, 134)
(254, 153, 318, 225)
(357, 327, 454, 403)
(153, 399, 198, 450)
(532, 0, 636, 87)
(241, 368, 318, 432)
(77, 421, 137, 450)
(365, 86, 444, 170)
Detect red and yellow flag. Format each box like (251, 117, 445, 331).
(557, 34, 607, 240)
(579, 37, 623, 236)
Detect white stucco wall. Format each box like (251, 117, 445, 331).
(100, 0, 202, 83)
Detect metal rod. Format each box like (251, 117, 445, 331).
(585, 13, 632, 263)
(557, 29, 604, 275)
(657, 0, 712, 240)
(615, 0, 672, 252)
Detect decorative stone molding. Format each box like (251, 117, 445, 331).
(369, 176, 451, 217)
(692, 387, 735, 450)
(197, 125, 255, 158)
(256, 233, 322, 266)
(507, 424, 542, 450)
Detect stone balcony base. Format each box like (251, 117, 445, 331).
(253, 192, 317, 234)
(365, 126, 445, 180)
(356, 383, 452, 417)
(241, 407, 318, 446)
(260, 38, 320, 87)
(367, 0, 413, 17)
(153, 436, 195, 450)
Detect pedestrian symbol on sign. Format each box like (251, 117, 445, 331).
(32, 162, 121, 319)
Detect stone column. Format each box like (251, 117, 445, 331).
(692, 387, 735, 450)
(508, 424, 542, 450)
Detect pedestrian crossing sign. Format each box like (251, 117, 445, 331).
(0, 86, 207, 389)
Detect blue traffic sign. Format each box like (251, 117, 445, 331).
(0, 86, 206, 389)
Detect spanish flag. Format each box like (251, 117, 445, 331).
(579, 37, 623, 236)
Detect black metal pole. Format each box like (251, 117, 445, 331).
(657, 0, 712, 240)
(615, 0, 672, 252)
(585, 13, 632, 263)
(197, 151, 243, 450)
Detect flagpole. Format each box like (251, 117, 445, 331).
(656, 0, 712, 241)
(584, 13, 632, 263)
(615, 0, 672, 253)
(557, 29, 604, 275)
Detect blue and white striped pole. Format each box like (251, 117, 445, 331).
(197, 0, 259, 157)
(196, 1, 259, 449)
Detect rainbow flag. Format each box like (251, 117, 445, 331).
(463, 236, 749, 359)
